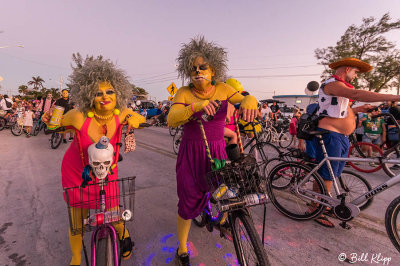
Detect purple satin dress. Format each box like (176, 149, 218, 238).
(176, 100, 228, 219)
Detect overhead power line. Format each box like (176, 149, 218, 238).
(234, 73, 320, 78)
(230, 64, 318, 71)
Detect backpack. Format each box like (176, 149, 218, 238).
(5, 99, 12, 109)
(296, 103, 322, 140)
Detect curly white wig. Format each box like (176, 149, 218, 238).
(69, 54, 132, 113)
(176, 36, 228, 82)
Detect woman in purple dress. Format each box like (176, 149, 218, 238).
(167, 36, 259, 265)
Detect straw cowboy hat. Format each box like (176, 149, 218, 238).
(329, 57, 372, 73)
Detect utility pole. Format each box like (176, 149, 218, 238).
(59, 76, 63, 91)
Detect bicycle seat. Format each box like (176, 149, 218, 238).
(307, 129, 330, 136)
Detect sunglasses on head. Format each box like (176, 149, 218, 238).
(95, 89, 115, 97)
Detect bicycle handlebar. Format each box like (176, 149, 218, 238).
(44, 126, 67, 135)
(371, 113, 400, 129)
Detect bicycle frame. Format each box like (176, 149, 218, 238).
(293, 135, 400, 215)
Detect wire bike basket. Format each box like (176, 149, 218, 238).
(206, 155, 268, 212)
(64, 176, 135, 235)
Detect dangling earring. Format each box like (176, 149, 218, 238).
(211, 80, 216, 86)
(189, 83, 194, 88)
(113, 109, 120, 115)
(88, 111, 94, 118)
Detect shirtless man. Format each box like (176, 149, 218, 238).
(312, 57, 400, 227)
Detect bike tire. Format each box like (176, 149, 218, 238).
(50, 132, 63, 149)
(0, 117, 6, 131)
(382, 147, 400, 178)
(96, 234, 115, 266)
(331, 170, 373, 210)
(267, 161, 327, 220)
(169, 127, 177, 136)
(172, 132, 182, 155)
(385, 195, 400, 253)
(249, 141, 281, 163)
(230, 209, 270, 266)
(278, 132, 293, 149)
(348, 142, 383, 173)
(11, 123, 23, 136)
(192, 213, 206, 227)
(32, 122, 41, 136)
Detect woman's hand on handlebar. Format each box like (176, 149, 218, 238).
(127, 112, 146, 128)
(239, 107, 258, 122)
(202, 100, 219, 116)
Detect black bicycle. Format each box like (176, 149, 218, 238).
(192, 116, 270, 265)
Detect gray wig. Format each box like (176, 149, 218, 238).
(176, 36, 228, 82)
(69, 54, 132, 113)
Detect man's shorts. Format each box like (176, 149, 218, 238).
(362, 133, 382, 145)
(312, 128, 350, 181)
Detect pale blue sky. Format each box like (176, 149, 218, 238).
(1, 0, 400, 101)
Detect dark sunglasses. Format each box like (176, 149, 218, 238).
(191, 64, 209, 72)
(95, 90, 115, 97)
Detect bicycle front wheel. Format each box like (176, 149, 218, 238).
(267, 161, 327, 220)
(385, 196, 400, 253)
(278, 132, 293, 149)
(96, 234, 115, 266)
(11, 123, 23, 136)
(50, 132, 63, 149)
(32, 122, 41, 136)
(382, 147, 400, 178)
(0, 117, 6, 131)
(330, 170, 373, 210)
(169, 127, 177, 136)
(230, 209, 270, 266)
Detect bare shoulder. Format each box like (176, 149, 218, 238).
(324, 81, 348, 95)
(62, 109, 85, 130)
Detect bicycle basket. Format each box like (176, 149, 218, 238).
(206, 155, 267, 208)
(64, 176, 135, 235)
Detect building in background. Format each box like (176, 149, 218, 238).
(272, 95, 318, 110)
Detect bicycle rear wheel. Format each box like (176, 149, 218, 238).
(249, 142, 280, 163)
(50, 132, 63, 149)
(96, 233, 115, 266)
(172, 132, 182, 155)
(267, 161, 327, 220)
(348, 142, 383, 173)
(385, 195, 400, 253)
(230, 209, 270, 266)
(330, 170, 373, 210)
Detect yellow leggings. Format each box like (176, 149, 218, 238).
(69, 207, 130, 266)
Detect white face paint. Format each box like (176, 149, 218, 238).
(88, 136, 114, 180)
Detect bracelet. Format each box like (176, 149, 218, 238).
(191, 103, 195, 112)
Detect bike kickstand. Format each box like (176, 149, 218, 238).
(82, 239, 89, 266)
(339, 221, 351, 230)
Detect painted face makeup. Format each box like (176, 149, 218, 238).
(93, 82, 117, 112)
(190, 57, 215, 90)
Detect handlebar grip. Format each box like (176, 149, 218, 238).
(44, 126, 66, 135)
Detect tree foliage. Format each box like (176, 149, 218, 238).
(27, 76, 45, 91)
(315, 13, 400, 92)
(131, 83, 148, 96)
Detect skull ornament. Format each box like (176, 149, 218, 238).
(88, 136, 114, 180)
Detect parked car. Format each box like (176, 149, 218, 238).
(138, 100, 160, 118)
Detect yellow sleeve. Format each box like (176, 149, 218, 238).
(120, 108, 146, 128)
(167, 87, 209, 127)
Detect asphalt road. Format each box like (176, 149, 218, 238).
(0, 126, 399, 266)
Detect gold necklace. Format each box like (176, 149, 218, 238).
(93, 110, 114, 120)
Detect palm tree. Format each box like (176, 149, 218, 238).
(18, 85, 28, 95)
(27, 76, 45, 91)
